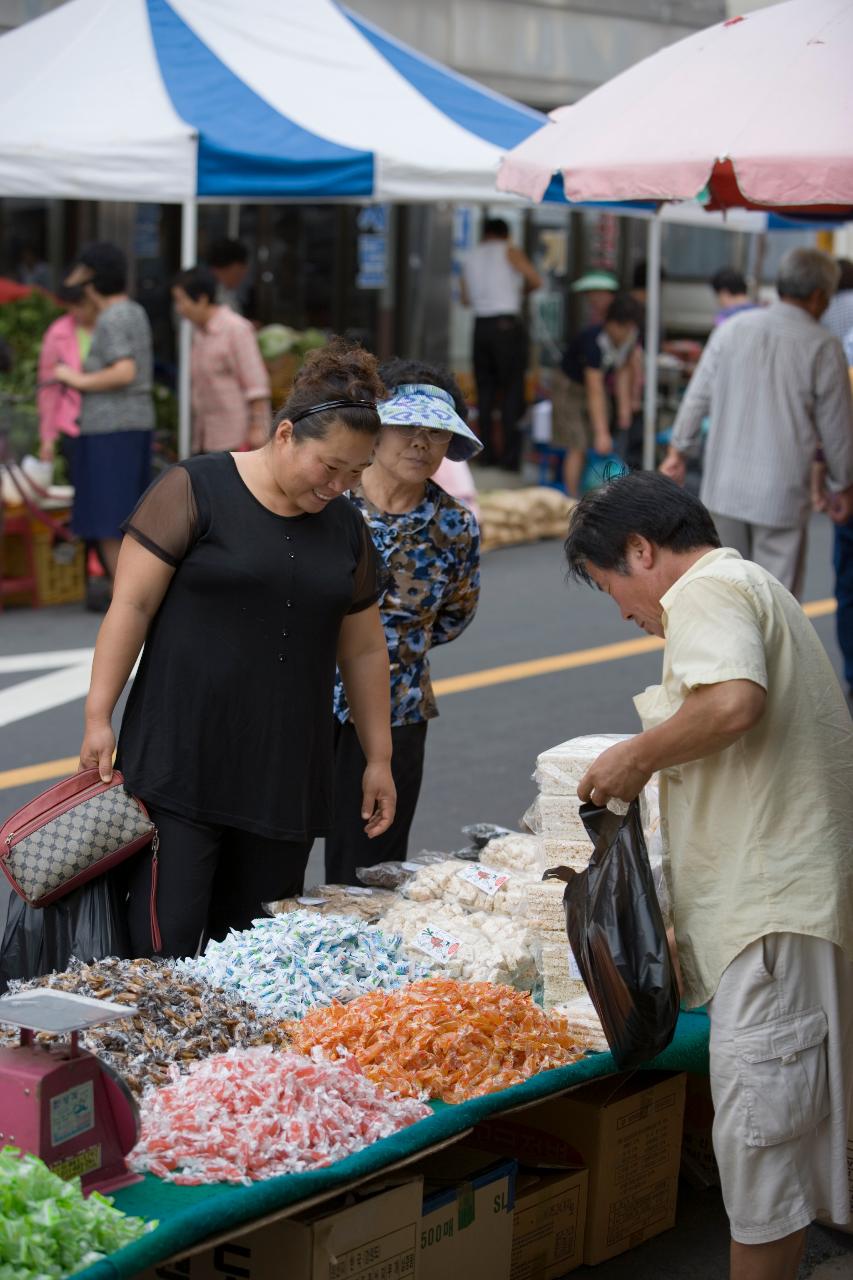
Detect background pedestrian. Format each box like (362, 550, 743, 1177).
(172, 265, 270, 454)
(461, 217, 541, 470)
(53, 242, 154, 594)
(662, 247, 853, 599)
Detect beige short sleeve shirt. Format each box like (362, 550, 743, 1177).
(634, 548, 853, 1008)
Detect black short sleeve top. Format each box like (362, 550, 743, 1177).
(116, 453, 384, 840)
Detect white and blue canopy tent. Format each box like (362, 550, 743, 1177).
(0, 0, 572, 452)
(0, 0, 825, 457)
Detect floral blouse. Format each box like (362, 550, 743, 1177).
(334, 480, 481, 726)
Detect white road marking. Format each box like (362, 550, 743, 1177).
(0, 648, 95, 674)
(0, 664, 94, 729)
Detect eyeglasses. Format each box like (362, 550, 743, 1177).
(389, 424, 453, 445)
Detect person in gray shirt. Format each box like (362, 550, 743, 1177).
(54, 242, 154, 594)
(661, 248, 853, 599)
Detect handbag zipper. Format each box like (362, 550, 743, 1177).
(3, 777, 127, 853)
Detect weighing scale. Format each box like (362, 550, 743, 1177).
(0, 989, 142, 1194)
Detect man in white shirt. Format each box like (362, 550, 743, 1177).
(461, 218, 541, 470)
(565, 471, 853, 1280)
(661, 248, 853, 598)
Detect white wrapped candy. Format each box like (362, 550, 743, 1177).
(381, 900, 537, 991)
(479, 832, 541, 874)
(402, 859, 534, 915)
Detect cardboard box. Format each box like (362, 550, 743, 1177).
(138, 1178, 422, 1280)
(416, 1146, 517, 1280)
(474, 1071, 686, 1265)
(510, 1167, 589, 1279)
(680, 1072, 720, 1190)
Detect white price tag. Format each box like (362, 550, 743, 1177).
(410, 925, 462, 965)
(567, 949, 583, 981)
(456, 863, 510, 897)
(401, 862, 424, 872)
(297, 897, 324, 906)
(345, 887, 373, 896)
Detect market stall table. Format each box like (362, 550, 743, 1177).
(74, 1010, 710, 1280)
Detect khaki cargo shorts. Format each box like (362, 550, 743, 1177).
(707, 932, 853, 1244)
(549, 369, 591, 452)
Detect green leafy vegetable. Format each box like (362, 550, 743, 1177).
(0, 1146, 155, 1278)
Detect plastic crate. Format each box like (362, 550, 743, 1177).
(2, 506, 85, 606)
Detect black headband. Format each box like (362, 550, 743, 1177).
(290, 398, 377, 424)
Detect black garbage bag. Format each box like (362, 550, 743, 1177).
(545, 799, 679, 1069)
(0, 872, 131, 993)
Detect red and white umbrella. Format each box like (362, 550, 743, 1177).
(497, 0, 853, 467)
(497, 0, 853, 216)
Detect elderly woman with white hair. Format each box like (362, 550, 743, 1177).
(327, 370, 482, 884)
(661, 246, 853, 599)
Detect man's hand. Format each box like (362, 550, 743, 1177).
(361, 761, 397, 838)
(659, 447, 686, 485)
(828, 482, 853, 525)
(577, 739, 652, 807)
(593, 429, 613, 456)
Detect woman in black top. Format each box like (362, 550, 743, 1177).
(78, 342, 396, 958)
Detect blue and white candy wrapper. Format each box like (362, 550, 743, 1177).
(180, 911, 431, 1018)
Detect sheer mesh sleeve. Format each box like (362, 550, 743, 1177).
(121, 464, 199, 568)
(348, 517, 390, 614)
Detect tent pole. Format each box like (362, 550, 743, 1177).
(642, 213, 662, 472)
(177, 200, 198, 460)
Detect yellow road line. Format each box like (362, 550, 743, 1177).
(432, 634, 664, 695)
(0, 755, 80, 791)
(0, 597, 837, 793)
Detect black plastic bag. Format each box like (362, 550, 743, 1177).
(546, 800, 679, 1068)
(0, 872, 131, 993)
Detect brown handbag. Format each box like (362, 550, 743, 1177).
(0, 769, 160, 949)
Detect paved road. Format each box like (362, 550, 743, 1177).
(0, 514, 844, 883)
(0, 515, 843, 831)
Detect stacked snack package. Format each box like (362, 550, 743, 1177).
(524, 734, 657, 1016)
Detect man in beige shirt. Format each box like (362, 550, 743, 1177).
(564, 471, 853, 1280)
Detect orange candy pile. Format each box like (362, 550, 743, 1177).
(288, 977, 585, 1103)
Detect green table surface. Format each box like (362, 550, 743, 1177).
(75, 1010, 710, 1280)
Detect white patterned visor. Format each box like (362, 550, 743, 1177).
(378, 383, 483, 462)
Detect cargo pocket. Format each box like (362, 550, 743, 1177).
(734, 1007, 830, 1147)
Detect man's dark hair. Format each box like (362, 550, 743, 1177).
(836, 258, 853, 292)
(710, 267, 748, 296)
(174, 265, 219, 304)
(76, 242, 127, 296)
(379, 357, 468, 423)
(207, 238, 249, 269)
(56, 282, 84, 306)
(564, 472, 721, 586)
(604, 294, 643, 327)
(632, 259, 668, 290)
(482, 218, 510, 240)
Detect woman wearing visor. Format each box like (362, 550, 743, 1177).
(327, 373, 482, 884)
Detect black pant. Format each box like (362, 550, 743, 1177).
(125, 803, 312, 958)
(473, 315, 528, 468)
(324, 719, 428, 886)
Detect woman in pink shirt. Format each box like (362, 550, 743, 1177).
(37, 284, 97, 461)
